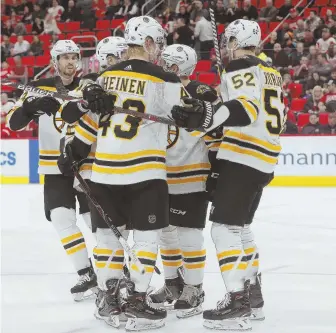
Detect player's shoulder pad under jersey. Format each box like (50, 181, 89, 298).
(186, 80, 218, 103)
(100, 59, 180, 83)
(224, 55, 270, 73)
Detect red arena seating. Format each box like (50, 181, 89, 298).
(290, 99, 306, 112)
(195, 60, 212, 72)
(297, 113, 310, 127)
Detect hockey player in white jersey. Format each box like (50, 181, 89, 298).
(149, 44, 221, 318)
(61, 36, 128, 124)
(6, 40, 99, 301)
(58, 16, 183, 331)
(171, 19, 285, 330)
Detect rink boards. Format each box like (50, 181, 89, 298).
(1, 136, 335, 186)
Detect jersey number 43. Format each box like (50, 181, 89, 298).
(98, 95, 145, 140)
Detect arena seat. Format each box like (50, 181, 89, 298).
(297, 113, 310, 127)
(290, 98, 306, 112)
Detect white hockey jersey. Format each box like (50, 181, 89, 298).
(166, 83, 221, 194)
(73, 59, 182, 185)
(6, 77, 80, 175)
(218, 56, 285, 174)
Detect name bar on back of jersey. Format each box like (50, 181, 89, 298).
(264, 72, 282, 88)
(103, 76, 146, 96)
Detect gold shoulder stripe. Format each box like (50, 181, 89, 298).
(100, 70, 164, 83)
(37, 86, 58, 92)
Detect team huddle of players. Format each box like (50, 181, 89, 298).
(7, 16, 285, 332)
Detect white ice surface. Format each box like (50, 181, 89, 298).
(1, 185, 336, 333)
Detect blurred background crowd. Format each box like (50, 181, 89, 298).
(1, 0, 336, 138)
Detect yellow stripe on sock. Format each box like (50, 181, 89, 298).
(61, 232, 83, 244)
(162, 261, 182, 267)
(182, 249, 206, 257)
(136, 251, 157, 259)
(95, 262, 124, 269)
(160, 249, 181, 255)
(93, 248, 112, 255)
(217, 249, 242, 259)
(220, 262, 248, 272)
(252, 260, 259, 267)
(130, 264, 154, 273)
(184, 263, 205, 269)
(66, 243, 86, 255)
(244, 247, 256, 255)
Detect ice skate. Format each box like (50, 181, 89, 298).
(148, 275, 184, 310)
(249, 273, 265, 321)
(203, 282, 252, 331)
(125, 292, 167, 331)
(118, 277, 135, 322)
(70, 266, 98, 302)
(174, 284, 205, 319)
(94, 278, 122, 328)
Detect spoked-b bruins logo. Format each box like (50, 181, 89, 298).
(53, 111, 75, 135)
(167, 125, 179, 149)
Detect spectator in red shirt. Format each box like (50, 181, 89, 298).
(287, 8, 299, 30)
(0, 61, 14, 79)
(321, 80, 336, 105)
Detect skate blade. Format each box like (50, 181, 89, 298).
(176, 305, 203, 319)
(203, 318, 252, 331)
(250, 308, 265, 321)
(125, 317, 165, 331)
(73, 287, 98, 302)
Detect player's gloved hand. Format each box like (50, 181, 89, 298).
(23, 96, 61, 118)
(82, 83, 115, 115)
(171, 97, 213, 130)
(58, 143, 79, 177)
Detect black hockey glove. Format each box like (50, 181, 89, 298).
(23, 96, 61, 118)
(58, 144, 79, 177)
(171, 97, 214, 130)
(82, 83, 115, 115)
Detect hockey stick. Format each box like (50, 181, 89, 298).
(65, 146, 160, 276)
(1, 79, 178, 127)
(209, 1, 223, 78)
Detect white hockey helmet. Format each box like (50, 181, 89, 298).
(124, 16, 166, 51)
(51, 39, 81, 64)
(96, 36, 128, 69)
(161, 44, 197, 77)
(222, 19, 261, 53)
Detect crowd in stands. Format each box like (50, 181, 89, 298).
(1, 0, 336, 138)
